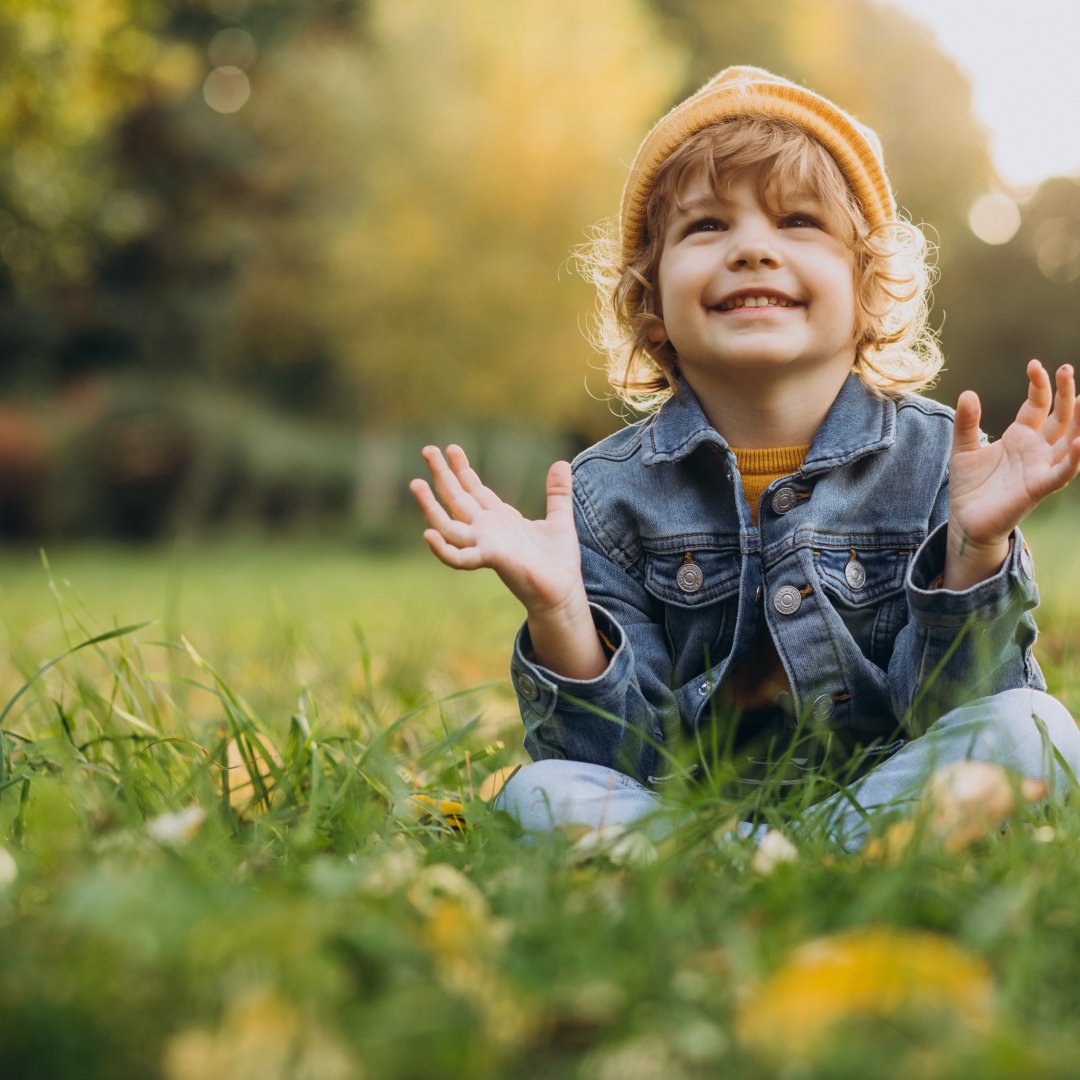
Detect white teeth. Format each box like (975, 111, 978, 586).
(718, 295, 797, 311)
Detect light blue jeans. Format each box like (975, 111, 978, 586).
(496, 689, 1080, 849)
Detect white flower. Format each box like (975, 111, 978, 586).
(147, 805, 206, 845)
(751, 829, 798, 874)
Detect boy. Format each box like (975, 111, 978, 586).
(410, 67, 1080, 845)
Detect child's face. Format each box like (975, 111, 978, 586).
(653, 169, 858, 396)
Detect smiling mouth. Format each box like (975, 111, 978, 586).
(714, 295, 801, 311)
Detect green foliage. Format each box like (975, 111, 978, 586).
(1, 526, 1080, 1077)
(0, 0, 200, 288)
(2, 0, 1079, 541)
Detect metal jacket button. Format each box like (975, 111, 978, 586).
(773, 585, 803, 615)
(676, 557, 704, 593)
(811, 694, 835, 721)
(845, 558, 867, 590)
(771, 486, 797, 514)
(515, 673, 539, 701)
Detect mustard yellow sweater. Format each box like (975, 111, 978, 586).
(729, 445, 808, 526)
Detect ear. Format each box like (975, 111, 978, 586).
(645, 317, 668, 346)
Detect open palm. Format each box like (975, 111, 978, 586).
(949, 361, 1080, 547)
(409, 444, 585, 618)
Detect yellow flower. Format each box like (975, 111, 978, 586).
(737, 927, 994, 1058)
(407, 794, 467, 831)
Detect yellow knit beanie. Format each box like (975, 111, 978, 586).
(619, 65, 896, 264)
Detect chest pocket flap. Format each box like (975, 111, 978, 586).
(815, 545, 910, 607)
(643, 543, 741, 608)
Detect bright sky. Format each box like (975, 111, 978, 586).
(884, 0, 1080, 190)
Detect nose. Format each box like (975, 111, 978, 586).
(726, 220, 780, 270)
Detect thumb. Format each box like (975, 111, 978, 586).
(545, 460, 573, 520)
(952, 390, 984, 456)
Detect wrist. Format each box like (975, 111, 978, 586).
(943, 525, 1010, 591)
(526, 591, 608, 680)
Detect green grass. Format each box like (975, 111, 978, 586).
(1, 509, 1080, 1079)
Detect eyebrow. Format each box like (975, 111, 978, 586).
(672, 192, 721, 215)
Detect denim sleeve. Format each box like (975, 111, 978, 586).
(509, 511, 678, 783)
(887, 520, 1044, 734)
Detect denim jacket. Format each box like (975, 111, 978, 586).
(510, 374, 1044, 782)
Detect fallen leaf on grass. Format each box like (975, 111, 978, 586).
(737, 926, 994, 1060)
(224, 737, 283, 814)
(924, 761, 1046, 852)
(478, 766, 519, 803)
(866, 761, 1047, 859)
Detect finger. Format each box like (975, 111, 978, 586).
(1017, 359, 1052, 427)
(952, 390, 983, 456)
(544, 460, 573, 521)
(1049, 363, 1077, 437)
(445, 444, 500, 509)
(422, 445, 478, 523)
(409, 478, 474, 546)
(422, 529, 485, 571)
(1038, 436, 1080, 496)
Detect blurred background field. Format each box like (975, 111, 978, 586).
(3, 0, 1080, 548)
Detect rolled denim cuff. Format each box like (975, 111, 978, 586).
(907, 523, 1038, 628)
(510, 603, 631, 723)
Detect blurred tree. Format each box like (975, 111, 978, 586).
(0, 0, 200, 293)
(213, 0, 684, 430)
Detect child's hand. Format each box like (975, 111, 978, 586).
(945, 360, 1080, 589)
(410, 445, 608, 679)
(410, 444, 583, 614)
(409, 445, 583, 615)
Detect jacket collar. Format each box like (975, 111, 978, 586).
(641, 372, 896, 471)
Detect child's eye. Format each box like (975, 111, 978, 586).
(684, 216, 724, 236)
(780, 212, 821, 229)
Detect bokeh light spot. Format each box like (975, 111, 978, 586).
(208, 27, 257, 70)
(967, 193, 1022, 245)
(1033, 217, 1080, 283)
(203, 66, 251, 114)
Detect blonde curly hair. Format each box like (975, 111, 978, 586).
(579, 117, 942, 412)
